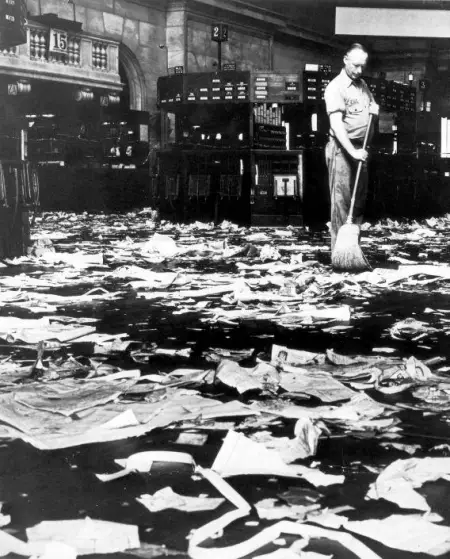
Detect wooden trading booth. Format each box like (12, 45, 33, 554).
(153, 64, 430, 227)
(0, 0, 37, 258)
(154, 70, 305, 226)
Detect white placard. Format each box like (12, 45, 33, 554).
(274, 174, 297, 197)
(139, 124, 149, 142)
(336, 7, 450, 38)
(49, 29, 68, 53)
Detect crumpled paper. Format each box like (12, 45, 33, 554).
(137, 487, 224, 512)
(26, 517, 139, 555)
(367, 457, 450, 511)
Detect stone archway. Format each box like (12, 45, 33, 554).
(119, 43, 147, 111)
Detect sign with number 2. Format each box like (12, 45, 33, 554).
(211, 23, 229, 42)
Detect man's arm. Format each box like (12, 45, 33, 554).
(329, 112, 368, 162)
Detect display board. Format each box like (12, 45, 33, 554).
(365, 76, 388, 108)
(386, 81, 416, 112)
(157, 70, 417, 113)
(302, 70, 416, 113)
(303, 71, 336, 103)
(0, 0, 26, 48)
(252, 72, 302, 103)
(185, 71, 250, 103)
(157, 72, 250, 106)
(365, 76, 416, 113)
(157, 75, 184, 107)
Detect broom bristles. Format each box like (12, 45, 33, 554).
(332, 223, 371, 272)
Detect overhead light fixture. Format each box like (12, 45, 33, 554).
(100, 92, 121, 107)
(74, 88, 94, 102)
(17, 80, 31, 94)
(108, 92, 120, 105)
(8, 80, 31, 95)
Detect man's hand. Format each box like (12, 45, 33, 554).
(351, 148, 369, 162)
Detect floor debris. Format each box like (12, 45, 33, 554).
(3, 210, 450, 557)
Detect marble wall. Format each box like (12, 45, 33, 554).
(166, 5, 185, 69)
(186, 19, 271, 72)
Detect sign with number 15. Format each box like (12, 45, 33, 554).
(49, 29, 68, 53)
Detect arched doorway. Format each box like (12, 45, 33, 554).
(119, 44, 147, 111)
(119, 62, 131, 112)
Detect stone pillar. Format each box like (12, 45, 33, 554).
(166, 2, 186, 71)
(108, 44, 119, 74)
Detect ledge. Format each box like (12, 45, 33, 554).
(0, 20, 122, 91)
(0, 55, 122, 90)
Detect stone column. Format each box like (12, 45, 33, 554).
(80, 37, 91, 69)
(166, 1, 186, 71)
(108, 44, 119, 74)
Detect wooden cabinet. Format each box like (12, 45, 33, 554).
(155, 72, 305, 226)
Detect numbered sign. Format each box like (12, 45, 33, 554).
(211, 23, 229, 42)
(168, 65, 184, 76)
(419, 79, 430, 92)
(49, 29, 68, 53)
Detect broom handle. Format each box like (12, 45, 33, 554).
(347, 113, 374, 223)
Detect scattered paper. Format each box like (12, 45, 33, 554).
(137, 487, 224, 512)
(367, 457, 450, 511)
(14, 378, 135, 417)
(216, 360, 264, 394)
(279, 369, 355, 403)
(96, 451, 196, 482)
(4, 207, 450, 559)
(26, 517, 139, 555)
(345, 514, 450, 555)
(189, 518, 382, 559)
(212, 431, 344, 486)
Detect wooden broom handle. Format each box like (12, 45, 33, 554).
(347, 113, 374, 223)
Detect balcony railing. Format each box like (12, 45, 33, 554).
(29, 27, 82, 66)
(0, 21, 120, 90)
(0, 46, 18, 56)
(92, 41, 108, 70)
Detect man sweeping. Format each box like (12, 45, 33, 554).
(324, 43, 379, 267)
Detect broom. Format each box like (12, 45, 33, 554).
(331, 113, 374, 272)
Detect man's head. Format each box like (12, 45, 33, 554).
(344, 43, 368, 81)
